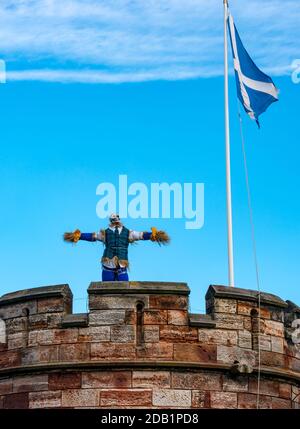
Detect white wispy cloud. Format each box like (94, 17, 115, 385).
(0, 0, 299, 83)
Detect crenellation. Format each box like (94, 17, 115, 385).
(0, 301, 37, 320)
(0, 281, 299, 408)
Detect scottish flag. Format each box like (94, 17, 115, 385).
(228, 13, 279, 126)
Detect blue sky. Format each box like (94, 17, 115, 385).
(0, 1, 299, 313)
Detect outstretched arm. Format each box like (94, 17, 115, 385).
(129, 227, 170, 246)
(63, 229, 104, 243)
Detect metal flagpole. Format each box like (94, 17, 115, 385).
(223, 0, 235, 286)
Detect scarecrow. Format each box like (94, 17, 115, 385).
(63, 214, 170, 281)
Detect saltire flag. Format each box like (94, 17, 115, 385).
(227, 12, 279, 127)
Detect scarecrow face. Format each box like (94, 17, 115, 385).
(109, 213, 121, 226)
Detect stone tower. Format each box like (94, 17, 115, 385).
(0, 281, 299, 408)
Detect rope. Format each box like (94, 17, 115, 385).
(236, 102, 262, 409)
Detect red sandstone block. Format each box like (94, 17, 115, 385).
(78, 326, 110, 343)
(223, 375, 248, 392)
(57, 329, 79, 344)
(238, 392, 257, 409)
(214, 314, 245, 330)
(257, 307, 271, 319)
(89, 295, 149, 310)
(27, 331, 38, 347)
(49, 373, 81, 390)
(271, 397, 291, 409)
(143, 310, 168, 325)
(91, 343, 136, 360)
(243, 316, 252, 331)
(54, 329, 78, 344)
(89, 310, 126, 326)
(237, 301, 256, 316)
(149, 295, 188, 310)
(100, 389, 152, 407)
(0, 379, 12, 395)
(28, 330, 54, 346)
(37, 345, 58, 362)
(3, 392, 29, 409)
(13, 374, 48, 393)
(30, 329, 77, 347)
(271, 336, 284, 354)
(37, 297, 65, 314)
(217, 345, 256, 367)
(59, 343, 90, 362)
(264, 320, 284, 337)
(110, 325, 135, 343)
(237, 302, 270, 319)
(191, 391, 210, 408)
(174, 344, 217, 363)
(5, 317, 27, 335)
(160, 326, 198, 342)
(82, 371, 131, 389)
(7, 333, 27, 350)
(172, 372, 222, 391)
(152, 388, 191, 408)
(29, 391, 62, 408)
(21, 346, 58, 365)
(212, 298, 237, 314)
(260, 351, 285, 368)
(167, 310, 188, 326)
(62, 389, 99, 407)
(258, 335, 272, 351)
(0, 350, 21, 368)
(238, 392, 272, 409)
(124, 310, 136, 325)
(28, 314, 48, 330)
(210, 391, 237, 409)
(0, 301, 37, 319)
(0, 344, 7, 352)
(143, 326, 160, 343)
(279, 383, 291, 400)
(198, 329, 237, 346)
(136, 343, 173, 360)
(47, 313, 63, 328)
(132, 371, 170, 388)
(238, 331, 252, 349)
(249, 378, 279, 397)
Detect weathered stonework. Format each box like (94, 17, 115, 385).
(0, 282, 299, 409)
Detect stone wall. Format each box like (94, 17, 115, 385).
(0, 282, 299, 409)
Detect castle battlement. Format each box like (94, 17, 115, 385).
(0, 282, 299, 409)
